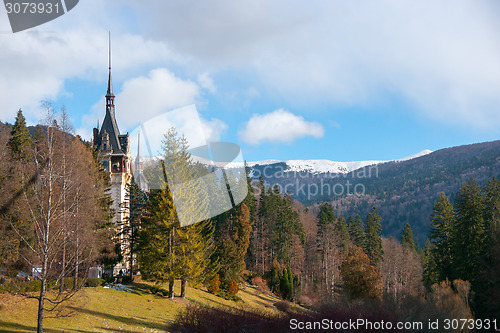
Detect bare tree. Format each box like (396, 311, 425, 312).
(6, 106, 108, 332)
(380, 237, 424, 308)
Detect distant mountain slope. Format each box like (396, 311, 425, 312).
(248, 141, 500, 244)
(247, 150, 432, 175)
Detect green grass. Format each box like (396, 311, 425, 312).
(0, 280, 283, 332)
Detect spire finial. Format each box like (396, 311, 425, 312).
(108, 31, 111, 71)
(106, 31, 114, 99)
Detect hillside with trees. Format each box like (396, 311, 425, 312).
(248, 140, 500, 243)
(1, 110, 498, 332)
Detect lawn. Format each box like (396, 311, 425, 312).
(0, 280, 283, 332)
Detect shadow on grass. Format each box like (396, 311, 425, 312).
(128, 282, 153, 295)
(0, 319, 93, 333)
(66, 306, 171, 331)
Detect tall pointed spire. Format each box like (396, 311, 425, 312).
(106, 31, 114, 101)
(97, 31, 122, 154)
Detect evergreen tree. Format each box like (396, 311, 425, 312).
(213, 203, 252, 288)
(8, 109, 32, 161)
(139, 128, 214, 298)
(428, 193, 455, 283)
(336, 216, 350, 249)
(422, 239, 439, 288)
(264, 186, 304, 268)
(137, 184, 178, 297)
(120, 180, 145, 281)
(348, 214, 365, 248)
(483, 177, 500, 248)
(474, 177, 500, 319)
(364, 207, 383, 265)
(401, 223, 416, 252)
(452, 178, 486, 283)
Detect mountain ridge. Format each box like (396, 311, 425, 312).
(244, 149, 433, 175)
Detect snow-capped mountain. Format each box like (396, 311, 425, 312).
(246, 150, 433, 175)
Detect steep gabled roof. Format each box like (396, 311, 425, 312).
(96, 32, 124, 155)
(97, 106, 122, 153)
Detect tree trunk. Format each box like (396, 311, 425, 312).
(59, 240, 65, 293)
(129, 238, 134, 282)
(180, 278, 187, 298)
(37, 282, 45, 333)
(169, 279, 175, 299)
(74, 195, 79, 291)
(37, 252, 48, 333)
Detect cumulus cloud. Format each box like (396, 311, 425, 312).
(76, 68, 199, 140)
(239, 109, 324, 145)
(201, 117, 228, 142)
(115, 68, 199, 129)
(197, 73, 217, 93)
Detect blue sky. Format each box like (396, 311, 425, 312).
(1, 0, 500, 162)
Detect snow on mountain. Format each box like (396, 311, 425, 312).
(247, 149, 433, 174)
(395, 149, 433, 162)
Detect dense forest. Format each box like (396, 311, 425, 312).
(248, 140, 500, 244)
(1, 109, 499, 332)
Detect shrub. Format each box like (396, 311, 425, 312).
(216, 289, 241, 302)
(251, 276, 270, 294)
(150, 285, 160, 294)
(22, 280, 42, 292)
(207, 274, 220, 294)
(161, 289, 170, 297)
(228, 280, 239, 295)
(102, 276, 115, 284)
(121, 275, 133, 284)
(274, 300, 293, 313)
(85, 278, 104, 287)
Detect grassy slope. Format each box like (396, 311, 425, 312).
(0, 281, 283, 333)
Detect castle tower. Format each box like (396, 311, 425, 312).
(93, 34, 132, 276)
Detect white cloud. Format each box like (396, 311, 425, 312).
(197, 73, 217, 93)
(115, 68, 199, 130)
(201, 117, 228, 142)
(239, 109, 324, 145)
(76, 68, 199, 141)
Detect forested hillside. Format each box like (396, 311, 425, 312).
(249, 141, 500, 243)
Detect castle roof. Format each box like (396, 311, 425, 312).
(96, 32, 125, 155)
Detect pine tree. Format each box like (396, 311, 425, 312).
(213, 203, 252, 288)
(336, 216, 350, 249)
(474, 177, 500, 319)
(8, 109, 32, 161)
(138, 184, 178, 297)
(422, 239, 439, 288)
(120, 180, 145, 281)
(262, 185, 304, 269)
(401, 223, 416, 252)
(452, 178, 486, 283)
(428, 193, 455, 283)
(364, 207, 383, 265)
(138, 127, 214, 298)
(483, 177, 500, 248)
(348, 214, 365, 248)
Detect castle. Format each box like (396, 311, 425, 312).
(93, 41, 132, 276)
